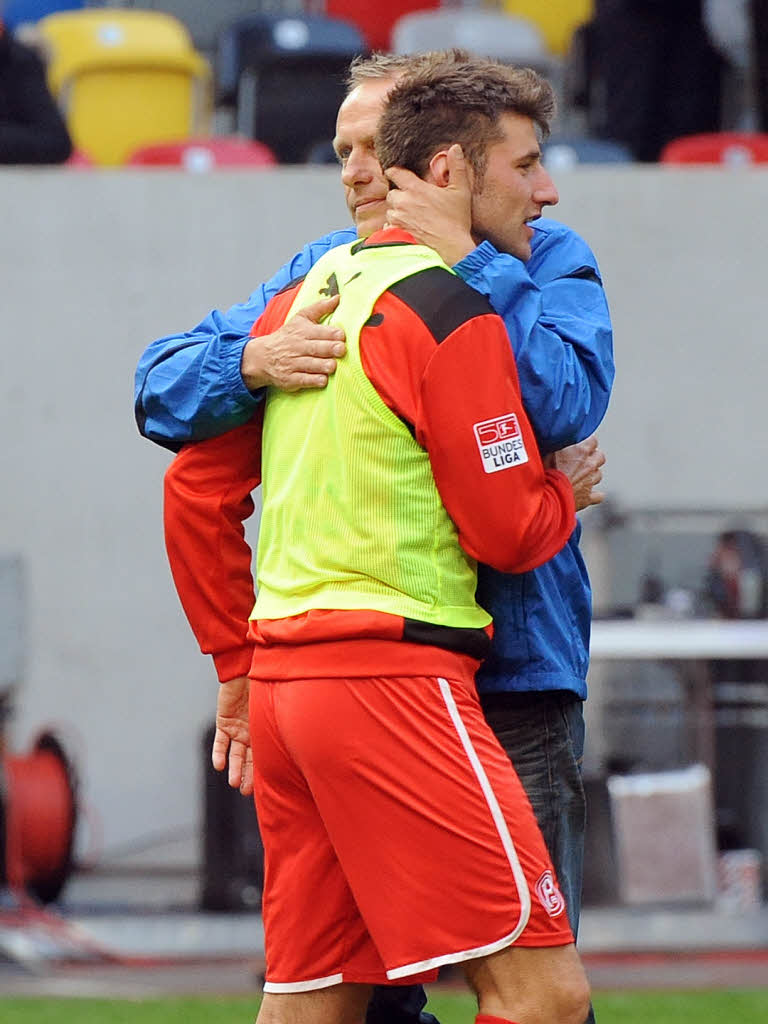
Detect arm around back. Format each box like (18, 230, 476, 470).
(416, 311, 576, 574)
(455, 220, 614, 453)
(135, 228, 357, 449)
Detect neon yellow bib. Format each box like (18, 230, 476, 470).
(253, 240, 490, 630)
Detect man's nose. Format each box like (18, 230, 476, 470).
(341, 149, 376, 187)
(534, 167, 559, 207)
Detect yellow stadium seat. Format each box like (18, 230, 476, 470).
(498, 0, 593, 56)
(37, 9, 211, 165)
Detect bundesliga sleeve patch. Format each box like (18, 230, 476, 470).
(473, 413, 529, 473)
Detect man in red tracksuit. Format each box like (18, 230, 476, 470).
(164, 58, 601, 1024)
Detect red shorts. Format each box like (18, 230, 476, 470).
(249, 668, 573, 993)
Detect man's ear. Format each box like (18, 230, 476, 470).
(425, 150, 451, 188)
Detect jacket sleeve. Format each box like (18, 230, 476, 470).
(416, 313, 576, 574)
(135, 228, 356, 451)
(454, 222, 614, 454)
(162, 288, 298, 680)
(163, 413, 264, 682)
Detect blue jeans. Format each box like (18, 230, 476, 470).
(479, 690, 587, 939)
(365, 689, 592, 1024)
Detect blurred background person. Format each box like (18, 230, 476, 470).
(584, 0, 726, 161)
(0, 15, 72, 164)
(752, 0, 768, 129)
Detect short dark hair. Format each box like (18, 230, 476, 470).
(375, 56, 555, 186)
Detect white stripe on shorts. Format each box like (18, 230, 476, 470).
(263, 972, 344, 993)
(387, 676, 532, 980)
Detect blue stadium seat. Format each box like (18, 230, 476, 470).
(2, 0, 83, 31)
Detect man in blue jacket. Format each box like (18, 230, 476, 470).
(136, 51, 613, 1024)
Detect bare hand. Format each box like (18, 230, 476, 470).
(212, 676, 253, 796)
(385, 145, 476, 266)
(548, 436, 606, 512)
(241, 294, 346, 392)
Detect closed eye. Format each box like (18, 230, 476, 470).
(518, 150, 543, 172)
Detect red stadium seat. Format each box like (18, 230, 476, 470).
(660, 132, 768, 165)
(64, 148, 95, 167)
(126, 136, 278, 170)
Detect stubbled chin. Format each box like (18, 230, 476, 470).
(506, 241, 531, 262)
(516, 229, 533, 260)
(356, 209, 387, 236)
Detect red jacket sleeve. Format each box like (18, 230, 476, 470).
(163, 411, 264, 681)
(414, 313, 576, 573)
(163, 285, 301, 681)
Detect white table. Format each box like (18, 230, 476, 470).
(591, 619, 768, 660)
(589, 619, 768, 771)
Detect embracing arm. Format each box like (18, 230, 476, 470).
(361, 279, 603, 572)
(135, 228, 355, 450)
(385, 152, 614, 454)
(454, 225, 614, 453)
(416, 313, 580, 574)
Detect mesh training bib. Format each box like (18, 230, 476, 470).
(253, 240, 491, 631)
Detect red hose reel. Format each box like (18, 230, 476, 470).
(0, 731, 78, 903)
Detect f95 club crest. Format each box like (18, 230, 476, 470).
(473, 413, 529, 473)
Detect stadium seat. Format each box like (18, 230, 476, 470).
(217, 13, 366, 164)
(324, 0, 440, 52)
(126, 136, 278, 170)
(37, 9, 211, 166)
(659, 132, 768, 165)
(500, 0, 594, 57)
(390, 10, 557, 76)
(543, 134, 634, 168)
(1, 0, 83, 32)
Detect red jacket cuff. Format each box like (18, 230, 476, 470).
(213, 646, 254, 682)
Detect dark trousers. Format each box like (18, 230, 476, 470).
(366, 984, 439, 1024)
(365, 690, 590, 1024)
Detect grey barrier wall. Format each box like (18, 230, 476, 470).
(1, 166, 767, 866)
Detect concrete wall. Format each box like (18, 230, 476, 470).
(553, 167, 768, 512)
(1, 166, 767, 866)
